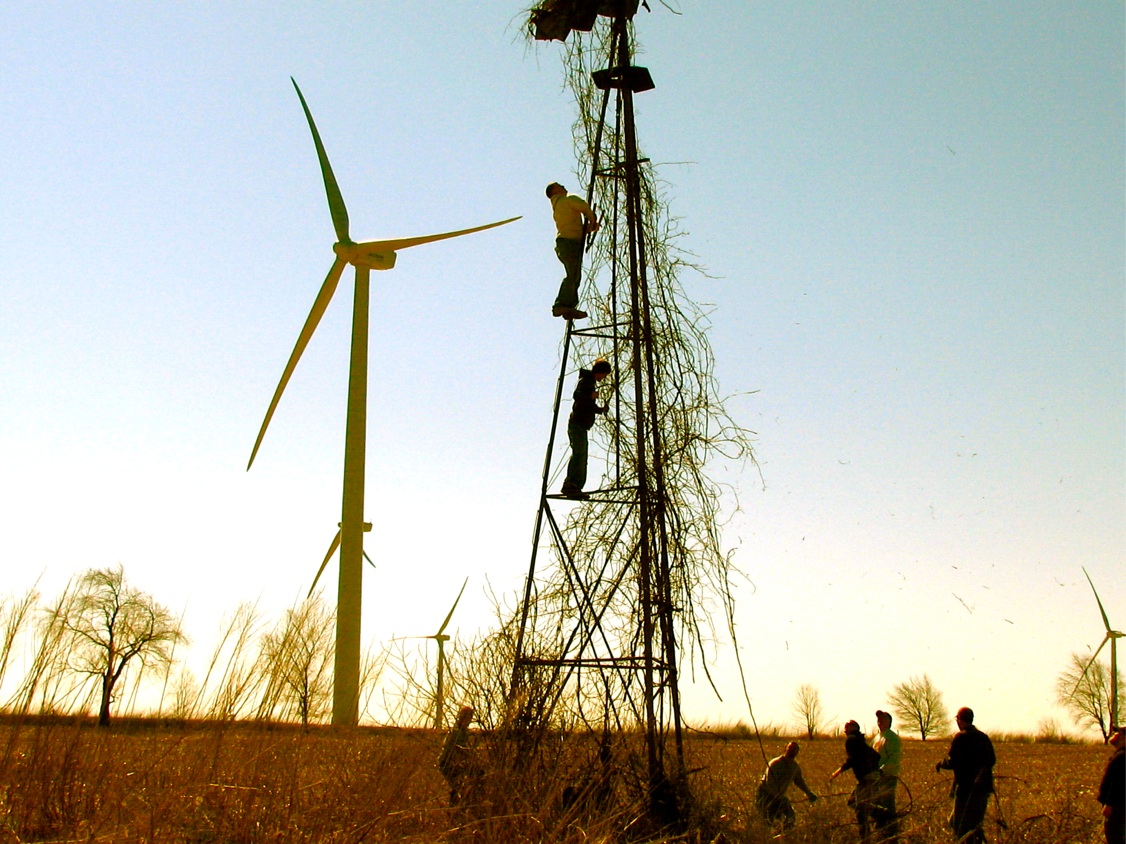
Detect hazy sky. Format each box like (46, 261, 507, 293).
(1, 2, 1122, 736)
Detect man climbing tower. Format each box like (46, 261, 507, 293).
(562, 357, 611, 499)
(546, 181, 599, 320)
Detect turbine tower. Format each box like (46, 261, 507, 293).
(249, 79, 518, 726)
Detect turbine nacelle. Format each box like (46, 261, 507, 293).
(335, 241, 397, 271)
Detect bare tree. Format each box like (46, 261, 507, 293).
(168, 667, 200, 720)
(888, 674, 948, 740)
(1056, 652, 1122, 742)
(65, 565, 185, 726)
(257, 597, 335, 726)
(792, 683, 824, 739)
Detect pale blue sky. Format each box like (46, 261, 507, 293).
(0, 2, 1122, 734)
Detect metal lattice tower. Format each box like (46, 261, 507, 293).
(510, 3, 686, 818)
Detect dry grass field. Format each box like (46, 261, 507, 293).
(687, 733, 1109, 843)
(0, 718, 1112, 843)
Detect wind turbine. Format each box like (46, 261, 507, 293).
(247, 79, 518, 726)
(1076, 567, 1123, 732)
(396, 577, 468, 728)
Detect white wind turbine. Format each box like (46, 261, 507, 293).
(1076, 567, 1123, 732)
(397, 577, 468, 729)
(247, 79, 518, 726)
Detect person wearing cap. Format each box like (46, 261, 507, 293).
(546, 182, 599, 321)
(936, 706, 995, 844)
(561, 358, 611, 500)
(872, 710, 902, 843)
(830, 720, 882, 842)
(756, 741, 818, 830)
(1098, 726, 1125, 844)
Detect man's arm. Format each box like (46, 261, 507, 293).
(581, 201, 599, 234)
(793, 767, 817, 800)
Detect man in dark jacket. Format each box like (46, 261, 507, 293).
(1099, 726, 1125, 844)
(561, 358, 611, 499)
(830, 720, 882, 842)
(936, 707, 996, 843)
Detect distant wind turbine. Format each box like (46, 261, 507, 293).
(397, 577, 468, 729)
(247, 78, 518, 726)
(1075, 567, 1122, 732)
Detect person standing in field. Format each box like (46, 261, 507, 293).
(871, 709, 902, 843)
(936, 706, 996, 844)
(756, 741, 819, 830)
(830, 720, 882, 843)
(546, 181, 599, 321)
(1098, 725, 1125, 844)
(438, 705, 481, 805)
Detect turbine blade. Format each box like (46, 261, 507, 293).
(1071, 636, 1111, 698)
(291, 77, 350, 244)
(307, 529, 342, 599)
(436, 577, 469, 637)
(354, 216, 521, 254)
(247, 257, 347, 469)
(1082, 567, 1114, 634)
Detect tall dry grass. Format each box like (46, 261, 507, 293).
(0, 582, 1113, 841)
(0, 719, 1113, 843)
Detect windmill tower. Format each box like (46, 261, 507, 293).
(508, 3, 750, 822)
(249, 80, 517, 726)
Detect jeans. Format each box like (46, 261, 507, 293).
(564, 423, 589, 491)
(554, 237, 584, 309)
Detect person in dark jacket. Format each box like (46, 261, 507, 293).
(561, 358, 611, 499)
(936, 707, 996, 843)
(1099, 726, 1125, 844)
(830, 720, 882, 842)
